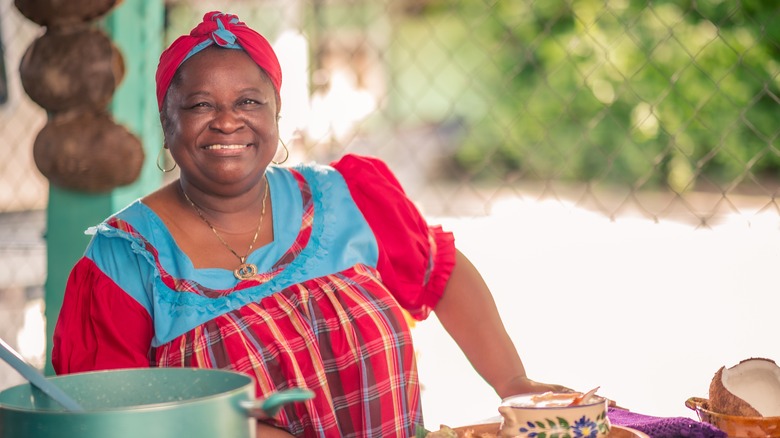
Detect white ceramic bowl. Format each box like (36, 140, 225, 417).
(498, 392, 611, 438)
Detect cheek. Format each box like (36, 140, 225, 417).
(253, 113, 280, 138)
(164, 113, 205, 144)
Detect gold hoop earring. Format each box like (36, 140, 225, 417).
(156, 146, 177, 172)
(272, 138, 289, 165)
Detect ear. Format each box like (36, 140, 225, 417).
(160, 113, 171, 142)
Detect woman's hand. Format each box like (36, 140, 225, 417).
(496, 375, 574, 399)
(499, 378, 623, 409)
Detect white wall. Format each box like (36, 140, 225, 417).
(414, 198, 780, 428)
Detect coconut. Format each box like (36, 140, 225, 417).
(709, 358, 780, 417)
(15, 0, 122, 28)
(19, 27, 125, 112)
(33, 110, 144, 193)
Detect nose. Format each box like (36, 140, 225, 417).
(209, 106, 244, 133)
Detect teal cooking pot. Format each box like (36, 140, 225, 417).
(0, 367, 298, 438)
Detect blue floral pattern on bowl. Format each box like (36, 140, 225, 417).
(516, 412, 610, 438)
(498, 393, 611, 438)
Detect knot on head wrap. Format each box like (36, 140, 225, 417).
(155, 11, 282, 112)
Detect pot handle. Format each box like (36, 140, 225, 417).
(685, 397, 708, 412)
(241, 388, 315, 419)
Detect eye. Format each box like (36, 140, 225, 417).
(179, 101, 211, 111)
(239, 98, 262, 106)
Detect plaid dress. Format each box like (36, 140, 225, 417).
(52, 154, 456, 438)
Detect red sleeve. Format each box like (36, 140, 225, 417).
(331, 154, 456, 320)
(52, 257, 154, 374)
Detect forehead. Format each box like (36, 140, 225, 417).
(173, 46, 273, 90)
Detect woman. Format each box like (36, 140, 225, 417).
(52, 11, 570, 437)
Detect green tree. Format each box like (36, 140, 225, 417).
(436, 1, 780, 192)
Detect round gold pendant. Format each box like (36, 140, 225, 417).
(234, 263, 258, 280)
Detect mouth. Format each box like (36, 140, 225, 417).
(203, 144, 251, 150)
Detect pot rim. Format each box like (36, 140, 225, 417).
(0, 367, 255, 414)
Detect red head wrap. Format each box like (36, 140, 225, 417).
(155, 11, 282, 112)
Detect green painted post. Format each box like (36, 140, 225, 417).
(104, 0, 166, 207)
(43, 0, 164, 375)
(44, 189, 111, 377)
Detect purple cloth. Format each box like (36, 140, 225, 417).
(608, 407, 727, 438)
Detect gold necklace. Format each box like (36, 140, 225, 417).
(181, 177, 269, 281)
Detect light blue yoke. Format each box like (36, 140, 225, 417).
(84, 163, 379, 346)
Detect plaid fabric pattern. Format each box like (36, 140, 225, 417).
(149, 171, 422, 437)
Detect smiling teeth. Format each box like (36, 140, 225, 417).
(205, 144, 247, 150)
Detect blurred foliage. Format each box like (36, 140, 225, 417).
(402, 0, 780, 192)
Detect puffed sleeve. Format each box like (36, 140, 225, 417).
(52, 253, 154, 375)
(331, 154, 456, 320)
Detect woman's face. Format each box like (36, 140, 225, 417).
(161, 47, 279, 195)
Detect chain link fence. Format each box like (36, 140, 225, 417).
(0, 0, 47, 215)
(160, 0, 780, 223)
(0, 0, 779, 417)
(0, 0, 48, 388)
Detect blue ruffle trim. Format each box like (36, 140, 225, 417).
(95, 165, 339, 343)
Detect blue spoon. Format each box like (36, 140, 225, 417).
(0, 337, 85, 412)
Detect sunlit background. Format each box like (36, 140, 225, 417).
(0, 0, 778, 430)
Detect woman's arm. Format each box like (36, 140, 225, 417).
(433, 249, 572, 399)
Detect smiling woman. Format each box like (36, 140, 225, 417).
(49, 11, 572, 438)
(161, 47, 278, 204)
